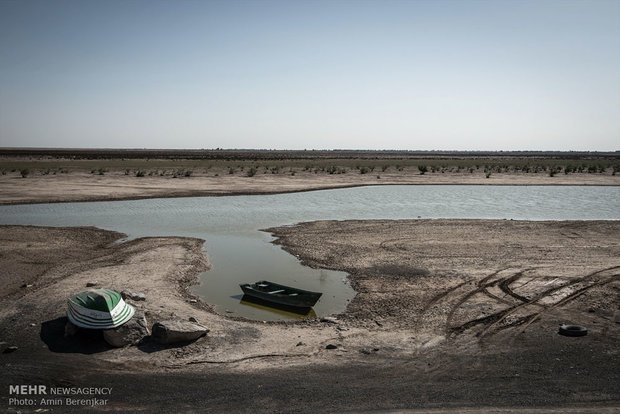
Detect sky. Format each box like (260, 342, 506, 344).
(0, 0, 619, 151)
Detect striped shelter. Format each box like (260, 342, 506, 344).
(67, 289, 135, 329)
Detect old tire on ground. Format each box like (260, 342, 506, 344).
(558, 324, 587, 337)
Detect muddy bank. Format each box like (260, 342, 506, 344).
(268, 219, 620, 331)
(1, 222, 619, 412)
(266, 219, 620, 410)
(0, 170, 618, 205)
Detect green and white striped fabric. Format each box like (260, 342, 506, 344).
(67, 289, 135, 329)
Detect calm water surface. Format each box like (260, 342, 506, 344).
(1, 185, 618, 320)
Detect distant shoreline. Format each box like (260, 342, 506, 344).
(0, 174, 619, 206)
(0, 151, 617, 205)
(1, 147, 619, 160)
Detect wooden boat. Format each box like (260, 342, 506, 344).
(239, 280, 322, 308)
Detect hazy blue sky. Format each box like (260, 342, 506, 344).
(1, 0, 619, 150)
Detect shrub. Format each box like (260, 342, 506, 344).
(360, 166, 369, 174)
(418, 165, 428, 175)
(326, 165, 338, 175)
(135, 170, 145, 177)
(247, 167, 257, 177)
(20, 168, 29, 178)
(184, 169, 192, 177)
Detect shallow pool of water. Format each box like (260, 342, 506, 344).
(1, 185, 618, 320)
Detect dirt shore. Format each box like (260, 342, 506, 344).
(0, 169, 618, 205)
(1, 221, 619, 412)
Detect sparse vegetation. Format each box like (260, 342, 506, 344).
(0, 151, 617, 185)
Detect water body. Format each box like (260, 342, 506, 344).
(1, 185, 618, 320)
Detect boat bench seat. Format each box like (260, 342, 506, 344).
(289, 293, 298, 296)
(268, 289, 285, 294)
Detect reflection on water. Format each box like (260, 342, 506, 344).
(238, 295, 317, 319)
(0, 185, 618, 321)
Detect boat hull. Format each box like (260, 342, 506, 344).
(66, 289, 135, 329)
(240, 281, 322, 308)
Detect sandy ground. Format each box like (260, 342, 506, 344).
(0, 169, 618, 204)
(1, 220, 619, 412)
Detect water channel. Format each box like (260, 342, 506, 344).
(1, 185, 618, 320)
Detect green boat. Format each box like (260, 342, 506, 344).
(240, 280, 322, 308)
(67, 289, 135, 329)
